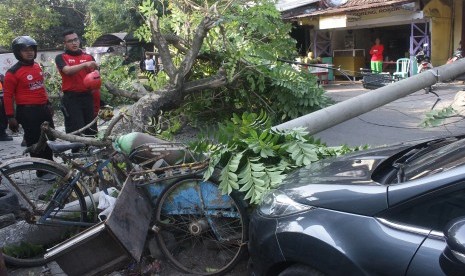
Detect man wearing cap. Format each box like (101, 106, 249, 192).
(55, 29, 99, 136)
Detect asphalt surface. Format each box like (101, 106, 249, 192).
(315, 81, 465, 146)
(2, 80, 465, 275)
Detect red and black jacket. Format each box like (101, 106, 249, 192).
(3, 62, 48, 117)
(55, 49, 95, 93)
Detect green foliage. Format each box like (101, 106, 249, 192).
(145, 110, 184, 140)
(143, 70, 170, 91)
(84, 0, 144, 45)
(420, 106, 458, 128)
(135, 0, 328, 125)
(43, 62, 62, 100)
(98, 55, 141, 105)
(3, 242, 44, 259)
(190, 111, 363, 204)
(0, 0, 61, 48)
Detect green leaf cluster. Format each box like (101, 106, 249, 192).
(0, 0, 60, 48)
(98, 54, 142, 105)
(190, 111, 362, 204)
(136, 0, 329, 125)
(84, 0, 144, 45)
(419, 106, 458, 128)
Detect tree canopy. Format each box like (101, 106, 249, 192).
(0, 0, 61, 48)
(84, 0, 144, 45)
(0, 0, 141, 49)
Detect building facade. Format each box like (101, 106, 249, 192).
(280, 0, 463, 77)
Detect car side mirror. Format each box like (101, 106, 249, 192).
(440, 217, 465, 275)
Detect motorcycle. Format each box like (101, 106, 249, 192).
(446, 48, 465, 81)
(416, 44, 434, 92)
(447, 49, 463, 64)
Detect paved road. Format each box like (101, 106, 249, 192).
(314, 81, 465, 147)
(3, 80, 465, 275)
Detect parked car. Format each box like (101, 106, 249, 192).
(248, 135, 465, 276)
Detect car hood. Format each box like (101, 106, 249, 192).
(279, 142, 413, 215)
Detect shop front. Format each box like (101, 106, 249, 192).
(282, 0, 457, 79)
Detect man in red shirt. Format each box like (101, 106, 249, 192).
(3, 36, 55, 178)
(369, 38, 384, 73)
(0, 76, 13, 141)
(55, 30, 99, 136)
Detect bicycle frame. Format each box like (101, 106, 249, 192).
(0, 148, 127, 229)
(41, 148, 131, 227)
(0, 158, 80, 226)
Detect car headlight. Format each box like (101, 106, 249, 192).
(259, 190, 315, 217)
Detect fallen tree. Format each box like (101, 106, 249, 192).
(95, 0, 328, 134)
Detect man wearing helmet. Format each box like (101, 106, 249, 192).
(3, 36, 55, 176)
(55, 29, 99, 136)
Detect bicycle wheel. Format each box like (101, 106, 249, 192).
(154, 178, 248, 275)
(0, 158, 89, 267)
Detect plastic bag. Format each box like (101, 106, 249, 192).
(97, 191, 117, 221)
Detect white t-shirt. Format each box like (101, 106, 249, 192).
(145, 58, 155, 71)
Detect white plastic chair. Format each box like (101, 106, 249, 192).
(392, 58, 410, 80)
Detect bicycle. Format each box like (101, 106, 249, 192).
(0, 132, 248, 276)
(0, 141, 129, 267)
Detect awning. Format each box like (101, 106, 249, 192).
(276, 0, 320, 12)
(283, 0, 414, 20)
(85, 47, 115, 54)
(91, 32, 142, 47)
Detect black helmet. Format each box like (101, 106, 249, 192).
(11, 36, 37, 61)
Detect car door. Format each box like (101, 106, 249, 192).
(380, 185, 465, 275)
(406, 232, 446, 276)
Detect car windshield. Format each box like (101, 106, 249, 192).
(397, 137, 465, 181)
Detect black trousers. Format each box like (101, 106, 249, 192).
(16, 104, 54, 160)
(0, 97, 7, 133)
(62, 92, 96, 136)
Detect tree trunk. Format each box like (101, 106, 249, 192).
(109, 7, 222, 133)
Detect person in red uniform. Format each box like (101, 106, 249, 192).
(55, 30, 99, 136)
(3, 36, 55, 177)
(369, 38, 384, 73)
(0, 75, 13, 141)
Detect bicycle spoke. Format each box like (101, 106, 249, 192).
(0, 160, 89, 267)
(155, 178, 247, 275)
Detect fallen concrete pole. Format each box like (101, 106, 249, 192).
(274, 58, 465, 134)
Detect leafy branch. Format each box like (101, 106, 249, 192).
(190, 111, 365, 204)
(420, 106, 461, 128)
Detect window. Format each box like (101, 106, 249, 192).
(381, 188, 465, 231)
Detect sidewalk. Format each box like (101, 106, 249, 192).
(0, 133, 24, 161)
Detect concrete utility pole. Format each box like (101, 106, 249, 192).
(274, 58, 465, 134)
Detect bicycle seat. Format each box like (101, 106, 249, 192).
(47, 141, 86, 153)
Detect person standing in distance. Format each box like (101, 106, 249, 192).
(144, 54, 156, 75)
(55, 30, 99, 136)
(3, 36, 55, 178)
(369, 38, 384, 73)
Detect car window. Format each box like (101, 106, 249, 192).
(382, 138, 465, 184)
(381, 188, 465, 231)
